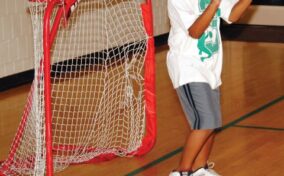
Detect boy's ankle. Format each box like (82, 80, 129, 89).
(192, 163, 207, 171)
(175, 167, 192, 173)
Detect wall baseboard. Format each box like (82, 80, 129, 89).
(1, 24, 283, 92)
(0, 70, 34, 92)
(221, 24, 284, 43)
(154, 24, 284, 45)
(154, 33, 169, 47)
(252, 0, 284, 6)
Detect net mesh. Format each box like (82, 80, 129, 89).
(0, 0, 150, 175)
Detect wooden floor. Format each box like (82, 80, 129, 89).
(0, 41, 284, 176)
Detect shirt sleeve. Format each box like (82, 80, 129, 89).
(220, 0, 239, 24)
(168, 0, 198, 32)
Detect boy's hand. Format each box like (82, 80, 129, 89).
(229, 0, 252, 23)
(210, 0, 221, 7)
(188, 0, 221, 38)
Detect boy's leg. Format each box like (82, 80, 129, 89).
(192, 132, 216, 170)
(175, 83, 221, 172)
(176, 129, 214, 171)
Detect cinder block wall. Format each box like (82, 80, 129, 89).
(1, 1, 282, 78)
(0, 0, 170, 78)
(0, 0, 34, 78)
(153, 0, 170, 36)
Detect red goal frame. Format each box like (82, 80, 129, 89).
(0, 0, 156, 176)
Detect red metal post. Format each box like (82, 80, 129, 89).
(135, 0, 156, 156)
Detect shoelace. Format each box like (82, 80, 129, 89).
(181, 172, 189, 176)
(171, 170, 191, 176)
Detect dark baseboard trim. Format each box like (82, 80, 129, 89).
(0, 70, 34, 92)
(1, 25, 283, 92)
(154, 33, 169, 47)
(0, 36, 169, 92)
(0, 39, 156, 92)
(221, 24, 284, 43)
(252, 0, 284, 6)
(154, 24, 284, 45)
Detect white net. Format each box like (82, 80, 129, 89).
(0, 0, 150, 175)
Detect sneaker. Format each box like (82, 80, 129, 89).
(191, 168, 215, 176)
(206, 169, 221, 176)
(169, 170, 192, 176)
(206, 162, 221, 176)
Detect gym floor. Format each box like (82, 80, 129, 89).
(0, 41, 284, 175)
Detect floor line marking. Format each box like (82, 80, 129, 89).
(221, 96, 284, 130)
(233, 124, 284, 131)
(125, 148, 183, 176)
(125, 95, 284, 176)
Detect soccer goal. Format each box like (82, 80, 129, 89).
(0, 0, 156, 175)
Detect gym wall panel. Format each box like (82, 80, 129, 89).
(0, 0, 34, 78)
(152, 0, 170, 36)
(236, 5, 284, 26)
(0, 0, 170, 78)
(1, 1, 282, 78)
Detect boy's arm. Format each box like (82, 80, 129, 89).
(188, 0, 221, 39)
(228, 0, 252, 23)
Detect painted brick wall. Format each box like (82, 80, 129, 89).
(1, 1, 283, 78)
(152, 0, 170, 36)
(0, 0, 34, 78)
(0, 0, 170, 78)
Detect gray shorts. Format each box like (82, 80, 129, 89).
(176, 83, 222, 130)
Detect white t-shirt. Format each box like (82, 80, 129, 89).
(167, 0, 238, 89)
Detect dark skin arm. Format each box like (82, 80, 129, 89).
(228, 0, 252, 22)
(188, 0, 252, 39)
(188, 0, 221, 39)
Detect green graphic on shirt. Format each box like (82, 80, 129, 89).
(198, 0, 220, 62)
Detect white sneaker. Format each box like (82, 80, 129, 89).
(169, 171, 192, 176)
(206, 169, 221, 176)
(191, 168, 215, 176)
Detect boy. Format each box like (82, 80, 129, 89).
(167, 0, 251, 175)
